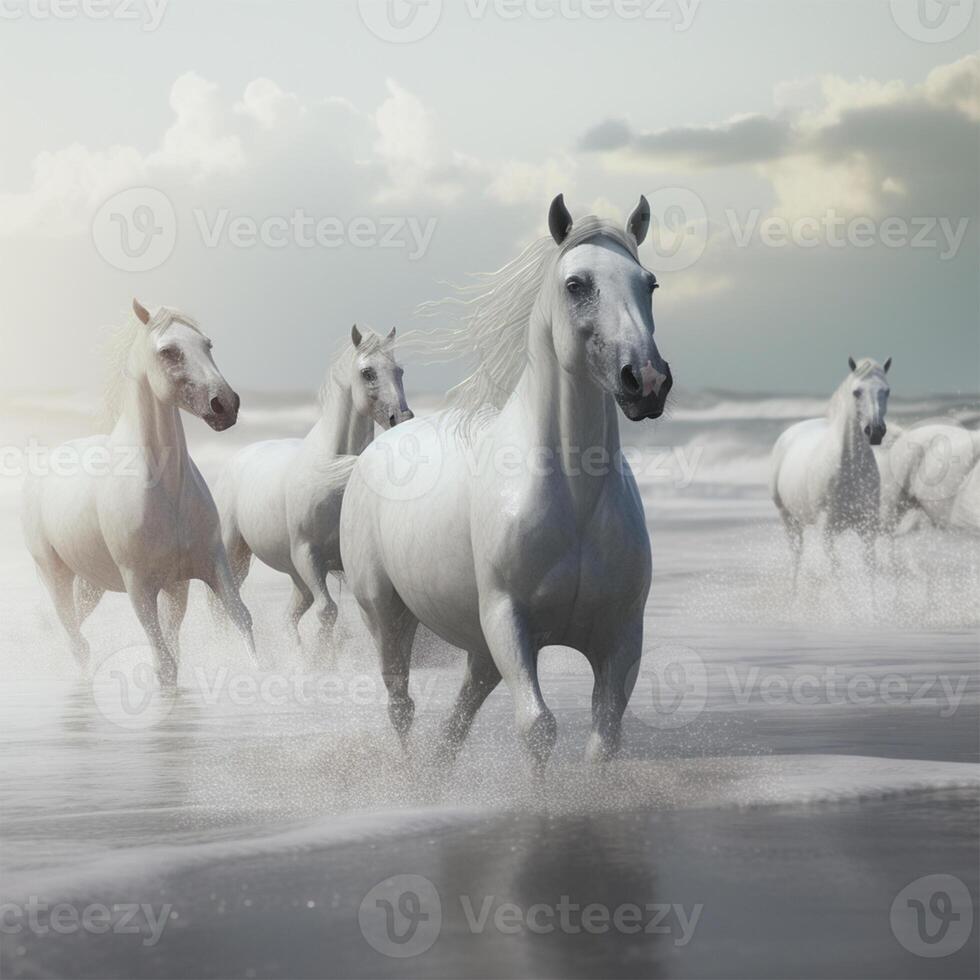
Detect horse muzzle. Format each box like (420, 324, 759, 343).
(203, 390, 240, 431)
(387, 408, 415, 429)
(616, 363, 673, 421)
(865, 422, 886, 446)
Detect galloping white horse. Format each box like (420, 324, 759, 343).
(215, 327, 413, 658)
(879, 423, 980, 532)
(22, 300, 258, 683)
(340, 195, 672, 770)
(770, 357, 892, 585)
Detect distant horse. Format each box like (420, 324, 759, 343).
(340, 194, 672, 770)
(22, 300, 257, 683)
(215, 327, 413, 659)
(770, 357, 892, 587)
(879, 423, 980, 533)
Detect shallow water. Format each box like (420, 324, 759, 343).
(1, 390, 978, 978)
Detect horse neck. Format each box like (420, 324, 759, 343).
(309, 373, 373, 456)
(827, 388, 868, 467)
(510, 304, 620, 512)
(112, 360, 188, 493)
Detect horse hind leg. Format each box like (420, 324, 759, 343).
(36, 552, 91, 673)
(437, 649, 502, 766)
(285, 578, 313, 653)
(74, 578, 105, 627)
(356, 580, 418, 751)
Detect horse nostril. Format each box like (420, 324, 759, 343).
(210, 396, 225, 416)
(864, 425, 871, 437)
(232, 392, 241, 413)
(389, 414, 397, 428)
(621, 365, 641, 397)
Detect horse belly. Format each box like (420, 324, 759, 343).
(382, 466, 483, 651)
(233, 443, 297, 574)
(344, 420, 483, 651)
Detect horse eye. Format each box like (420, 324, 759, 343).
(160, 346, 183, 363)
(566, 278, 584, 295)
(852, 389, 861, 398)
(361, 368, 377, 383)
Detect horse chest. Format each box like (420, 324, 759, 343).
(486, 480, 646, 633)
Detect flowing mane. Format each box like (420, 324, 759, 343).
(415, 216, 640, 438)
(101, 306, 202, 428)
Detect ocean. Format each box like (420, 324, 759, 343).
(1, 388, 978, 978)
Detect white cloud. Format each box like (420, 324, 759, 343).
(149, 71, 245, 178)
(235, 78, 305, 129)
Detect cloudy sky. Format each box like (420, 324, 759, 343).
(0, 0, 977, 400)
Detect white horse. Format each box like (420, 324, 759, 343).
(770, 357, 892, 586)
(214, 326, 413, 659)
(340, 195, 672, 770)
(880, 423, 980, 532)
(22, 300, 258, 683)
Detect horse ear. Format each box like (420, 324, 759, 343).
(848, 356, 857, 372)
(386, 327, 397, 344)
(548, 193, 573, 246)
(627, 195, 651, 246)
(883, 356, 892, 374)
(351, 324, 362, 349)
(133, 299, 151, 326)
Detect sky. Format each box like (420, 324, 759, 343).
(0, 0, 977, 401)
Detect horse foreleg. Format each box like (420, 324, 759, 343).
(480, 595, 556, 776)
(585, 616, 642, 764)
(159, 580, 189, 662)
(209, 525, 251, 629)
(291, 542, 338, 664)
(206, 549, 265, 669)
(437, 649, 502, 766)
(123, 576, 177, 686)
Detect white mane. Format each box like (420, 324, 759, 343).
(414, 216, 640, 438)
(101, 306, 201, 428)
